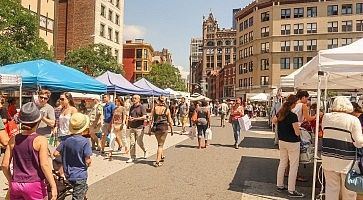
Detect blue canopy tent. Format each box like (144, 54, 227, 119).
(0, 59, 106, 93)
(96, 71, 152, 95)
(134, 78, 169, 96)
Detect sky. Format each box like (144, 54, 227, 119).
(124, 0, 249, 78)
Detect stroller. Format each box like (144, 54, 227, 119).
(47, 158, 73, 200)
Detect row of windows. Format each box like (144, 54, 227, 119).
(223, 67, 236, 77)
(107, 0, 121, 9)
(100, 24, 120, 43)
(224, 77, 235, 86)
(238, 62, 254, 74)
(239, 31, 253, 45)
(101, 4, 121, 26)
(239, 17, 254, 31)
(136, 49, 149, 59)
(206, 55, 236, 68)
(205, 40, 236, 47)
(280, 57, 314, 70)
(238, 46, 253, 59)
(238, 77, 253, 88)
(135, 61, 149, 71)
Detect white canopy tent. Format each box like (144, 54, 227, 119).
(189, 93, 211, 102)
(280, 64, 305, 88)
(249, 93, 268, 102)
(0, 74, 23, 107)
(292, 38, 363, 199)
(164, 88, 180, 98)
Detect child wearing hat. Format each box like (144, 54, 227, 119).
(54, 113, 92, 200)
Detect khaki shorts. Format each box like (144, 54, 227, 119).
(89, 122, 102, 134)
(180, 115, 188, 125)
(102, 123, 111, 134)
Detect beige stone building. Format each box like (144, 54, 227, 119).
(21, 0, 55, 48)
(235, 0, 363, 98)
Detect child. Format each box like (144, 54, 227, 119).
(54, 113, 92, 200)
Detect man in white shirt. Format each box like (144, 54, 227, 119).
(220, 100, 229, 127)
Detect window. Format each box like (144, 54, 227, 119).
(357, 3, 363, 14)
(239, 79, 243, 87)
(116, 0, 120, 8)
(136, 49, 142, 59)
(280, 58, 290, 69)
(244, 34, 248, 44)
(342, 20, 352, 32)
(327, 5, 338, 16)
(115, 31, 119, 43)
(108, 27, 112, 40)
(238, 64, 243, 74)
(136, 61, 142, 71)
(307, 23, 317, 33)
(294, 8, 304, 18)
(281, 41, 290, 52)
(244, 20, 248, 29)
(342, 4, 352, 15)
(260, 76, 269, 86)
(261, 26, 269, 37)
(243, 63, 248, 73)
(217, 48, 222, 54)
(225, 40, 231, 46)
(294, 40, 304, 51)
(249, 17, 253, 27)
(108, 9, 113, 22)
(261, 12, 269, 22)
(328, 38, 338, 49)
(307, 7, 317, 17)
(217, 41, 223, 46)
(248, 61, 253, 72)
(249, 31, 253, 41)
(294, 23, 304, 34)
(225, 55, 231, 64)
(143, 49, 148, 59)
(307, 39, 317, 51)
(114, 49, 119, 61)
(342, 38, 353, 46)
(143, 61, 148, 71)
(328, 21, 338, 32)
(101, 4, 106, 17)
(225, 48, 231, 54)
(115, 14, 120, 25)
(357, 20, 363, 31)
(261, 59, 269, 70)
(249, 77, 253, 87)
(100, 23, 105, 37)
(281, 9, 291, 19)
(239, 22, 243, 31)
(293, 57, 303, 69)
(239, 36, 243, 45)
(261, 42, 269, 53)
(281, 24, 291, 35)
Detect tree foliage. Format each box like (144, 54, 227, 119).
(146, 63, 187, 91)
(64, 44, 123, 77)
(0, 0, 53, 65)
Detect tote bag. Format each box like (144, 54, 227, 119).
(238, 115, 251, 131)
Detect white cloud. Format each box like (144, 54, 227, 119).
(123, 25, 146, 40)
(175, 65, 189, 79)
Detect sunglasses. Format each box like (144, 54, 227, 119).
(39, 96, 49, 100)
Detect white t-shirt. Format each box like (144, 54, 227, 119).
(221, 103, 229, 114)
(291, 103, 304, 123)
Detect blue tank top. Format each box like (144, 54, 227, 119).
(12, 133, 45, 182)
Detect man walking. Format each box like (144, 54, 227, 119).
(100, 94, 115, 154)
(88, 96, 103, 150)
(37, 90, 55, 138)
(220, 100, 229, 127)
(178, 97, 189, 134)
(127, 95, 147, 163)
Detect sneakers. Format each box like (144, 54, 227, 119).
(143, 151, 148, 159)
(276, 186, 287, 193)
(288, 190, 305, 198)
(126, 158, 135, 163)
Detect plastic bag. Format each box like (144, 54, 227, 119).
(238, 115, 251, 131)
(188, 126, 197, 140)
(206, 128, 212, 140)
(108, 128, 116, 151)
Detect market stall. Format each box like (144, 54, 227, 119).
(134, 78, 169, 96)
(0, 74, 22, 107)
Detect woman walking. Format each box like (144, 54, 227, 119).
(150, 96, 174, 167)
(192, 101, 210, 149)
(273, 95, 304, 198)
(108, 97, 128, 160)
(229, 98, 244, 149)
(322, 97, 363, 200)
(1, 102, 57, 200)
(58, 92, 78, 141)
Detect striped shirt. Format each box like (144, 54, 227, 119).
(321, 112, 363, 174)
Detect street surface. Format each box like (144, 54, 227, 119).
(0, 117, 315, 200)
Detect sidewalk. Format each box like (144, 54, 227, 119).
(0, 128, 189, 198)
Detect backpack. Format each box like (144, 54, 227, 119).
(197, 108, 208, 125)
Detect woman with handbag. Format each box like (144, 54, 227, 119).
(229, 97, 244, 149)
(272, 95, 304, 198)
(321, 97, 363, 200)
(192, 101, 211, 149)
(149, 96, 174, 167)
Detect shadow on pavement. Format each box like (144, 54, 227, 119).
(239, 137, 278, 150)
(175, 144, 197, 149)
(210, 143, 235, 148)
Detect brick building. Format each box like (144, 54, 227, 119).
(55, 0, 124, 64)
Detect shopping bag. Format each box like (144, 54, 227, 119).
(188, 126, 197, 140)
(5, 120, 19, 137)
(108, 128, 116, 151)
(238, 115, 251, 131)
(206, 128, 212, 140)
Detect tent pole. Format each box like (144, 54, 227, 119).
(19, 77, 22, 108)
(312, 54, 322, 200)
(324, 75, 328, 113)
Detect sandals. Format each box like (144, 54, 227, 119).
(160, 156, 166, 162)
(153, 162, 163, 167)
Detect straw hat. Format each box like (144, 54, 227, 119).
(69, 113, 90, 134)
(18, 102, 42, 124)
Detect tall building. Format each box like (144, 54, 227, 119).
(235, 0, 363, 98)
(152, 48, 173, 65)
(189, 38, 203, 93)
(21, 0, 55, 48)
(233, 8, 242, 30)
(55, 0, 124, 64)
(201, 13, 236, 99)
(123, 39, 154, 82)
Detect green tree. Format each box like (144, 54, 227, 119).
(0, 0, 53, 65)
(146, 63, 187, 91)
(63, 44, 123, 77)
